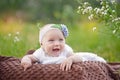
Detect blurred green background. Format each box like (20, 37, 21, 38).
(0, 0, 120, 62)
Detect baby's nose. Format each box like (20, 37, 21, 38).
(54, 41, 60, 45)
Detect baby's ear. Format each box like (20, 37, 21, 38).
(40, 43, 42, 45)
(40, 43, 43, 48)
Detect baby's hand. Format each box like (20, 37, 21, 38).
(21, 61, 32, 71)
(21, 56, 32, 71)
(60, 57, 73, 71)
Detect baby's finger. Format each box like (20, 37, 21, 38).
(21, 63, 30, 71)
(22, 64, 27, 71)
(24, 67, 27, 71)
(60, 63, 66, 71)
(65, 62, 72, 71)
(65, 64, 69, 71)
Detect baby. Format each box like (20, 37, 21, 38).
(21, 24, 106, 71)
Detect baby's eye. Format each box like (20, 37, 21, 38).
(59, 39, 63, 41)
(48, 39, 54, 42)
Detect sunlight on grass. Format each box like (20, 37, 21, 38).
(0, 19, 23, 34)
(68, 20, 98, 51)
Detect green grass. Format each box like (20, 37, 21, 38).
(0, 23, 39, 58)
(0, 21, 120, 62)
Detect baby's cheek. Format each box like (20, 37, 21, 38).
(62, 44, 65, 49)
(48, 47, 53, 53)
(61, 46, 65, 52)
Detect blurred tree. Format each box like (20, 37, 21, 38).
(0, 0, 27, 13)
(0, 0, 79, 23)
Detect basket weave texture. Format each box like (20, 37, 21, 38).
(0, 56, 120, 80)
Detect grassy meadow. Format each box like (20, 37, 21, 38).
(0, 19, 120, 62)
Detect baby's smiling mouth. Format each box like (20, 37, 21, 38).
(52, 48, 60, 52)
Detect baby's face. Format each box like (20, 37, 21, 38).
(41, 29, 65, 57)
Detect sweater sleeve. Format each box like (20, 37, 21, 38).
(32, 48, 45, 62)
(64, 44, 74, 57)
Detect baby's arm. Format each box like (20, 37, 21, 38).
(21, 55, 38, 71)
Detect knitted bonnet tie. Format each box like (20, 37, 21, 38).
(39, 24, 69, 43)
